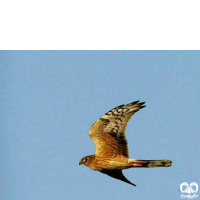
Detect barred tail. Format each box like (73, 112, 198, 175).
(129, 159, 172, 168)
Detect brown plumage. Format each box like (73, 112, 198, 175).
(79, 101, 172, 186)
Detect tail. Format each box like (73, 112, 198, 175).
(129, 159, 172, 168)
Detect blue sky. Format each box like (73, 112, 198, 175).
(1, 51, 200, 200)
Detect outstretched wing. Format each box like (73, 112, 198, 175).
(89, 101, 145, 158)
(100, 169, 136, 186)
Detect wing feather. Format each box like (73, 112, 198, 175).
(89, 101, 145, 158)
(100, 170, 136, 186)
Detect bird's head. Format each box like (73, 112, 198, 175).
(79, 155, 93, 166)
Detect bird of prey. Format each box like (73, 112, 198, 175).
(79, 101, 172, 186)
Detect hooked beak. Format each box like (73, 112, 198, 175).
(79, 160, 83, 165)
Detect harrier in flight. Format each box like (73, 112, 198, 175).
(79, 101, 172, 186)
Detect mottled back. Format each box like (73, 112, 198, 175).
(89, 101, 145, 158)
